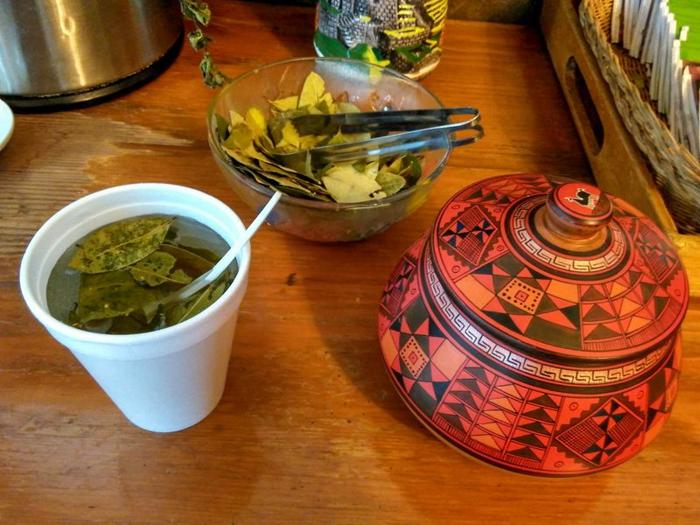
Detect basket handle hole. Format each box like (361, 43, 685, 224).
(565, 56, 605, 156)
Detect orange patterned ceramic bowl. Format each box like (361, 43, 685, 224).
(378, 174, 688, 476)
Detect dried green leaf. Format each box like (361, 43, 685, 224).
(245, 107, 267, 138)
(336, 101, 361, 113)
(255, 169, 326, 196)
(129, 251, 192, 287)
(108, 315, 149, 335)
(314, 99, 330, 115)
(269, 96, 299, 112)
(320, 92, 335, 113)
(129, 251, 176, 286)
(216, 70, 425, 204)
(322, 164, 384, 203)
(68, 216, 172, 274)
(165, 271, 231, 325)
(365, 161, 379, 180)
(159, 243, 215, 275)
(380, 156, 401, 174)
(268, 113, 287, 145)
(345, 131, 372, 143)
(276, 120, 300, 149)
(229, 110, 245, 126)
(299, 71, 326, 107)
(257, 158, 314, 180)
(254, 133, 277, 155)
(215, 113, 229, 142)
(298, 134, 325, 151)
(75, 271, 164, 324)
(400, 154, 423, 185)
(222, 144, 259, 170)
(223, 123, 253, 150)
(74, 316, 113, 334)
(376, 170, 406, 197)
(327, 131, 346, 146)
(170, 269, 193, 283)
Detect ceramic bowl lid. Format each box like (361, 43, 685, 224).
(430, 174, 688, 361)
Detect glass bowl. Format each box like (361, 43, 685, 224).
(207, 57, 451, 242)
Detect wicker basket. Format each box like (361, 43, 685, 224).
(579, 0, 700, 233)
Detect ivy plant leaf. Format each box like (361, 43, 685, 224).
(199, 53, 230, 89)
(69, 216, 173, 274)
(74, 270, 164, 324)
(179, 0, 211, 26)
(188, 28, 211, 51)
(299, 71, 326, 107)
(129, 251, 193, 287)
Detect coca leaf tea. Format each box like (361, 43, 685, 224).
(47, 215, 236, 335)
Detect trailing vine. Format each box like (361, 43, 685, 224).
(179, 0, 231, 88)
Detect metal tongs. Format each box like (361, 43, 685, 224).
(278, 106, 483, 168)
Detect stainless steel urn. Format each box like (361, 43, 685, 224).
(0, 0, 182, 108)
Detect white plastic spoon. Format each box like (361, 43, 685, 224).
(157, 190, 282, 308)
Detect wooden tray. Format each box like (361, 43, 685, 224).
(540, 0, 700, 297)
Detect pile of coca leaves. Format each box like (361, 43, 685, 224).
(216, 71, 423, 204)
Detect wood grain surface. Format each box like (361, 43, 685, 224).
(0, 2, 697, 524)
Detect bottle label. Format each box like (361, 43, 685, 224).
(314, 0, 448, 79)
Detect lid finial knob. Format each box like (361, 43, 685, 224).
(537, 182, 613, 250)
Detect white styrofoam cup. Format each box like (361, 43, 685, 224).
(19, 183, 251, 432)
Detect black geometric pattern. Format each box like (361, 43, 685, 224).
(440, 206, 496, 265)
(389, 299, 453, 416)
(555, 398, 643, 466)
(637, 223, 680, 282)
(380, 257, 416, 318)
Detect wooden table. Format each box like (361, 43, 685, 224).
(1, 2, 697, 523)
